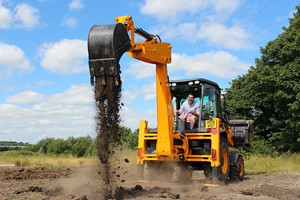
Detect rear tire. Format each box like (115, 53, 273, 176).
(229, 155, 245, 181)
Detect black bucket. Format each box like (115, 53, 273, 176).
(87, 23, 131, 86)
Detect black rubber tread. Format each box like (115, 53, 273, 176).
(229, 155, 245, 181)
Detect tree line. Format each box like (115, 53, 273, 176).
(225, 5, 300, 153)
(0, 126, 139, 157)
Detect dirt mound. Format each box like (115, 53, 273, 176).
(15, 186, 63, 197)
(115, 185, 180, 200)
(0, 167, 72, 180)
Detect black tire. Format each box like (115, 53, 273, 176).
(229, 155, 245, 181)
(217, 138, 230, 182)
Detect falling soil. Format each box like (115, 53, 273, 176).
(93, 75, 123, 199)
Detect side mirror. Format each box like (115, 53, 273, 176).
(223, 108, 229, 122)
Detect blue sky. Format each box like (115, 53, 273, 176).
(0, 0, 299, 143)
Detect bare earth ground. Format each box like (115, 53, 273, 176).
(0, 164, 300, 200)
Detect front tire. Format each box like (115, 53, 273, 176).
(218, 138, 229, 182)
(229, 155, 245, 181)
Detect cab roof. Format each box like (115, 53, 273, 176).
(169, 78, 220, 90)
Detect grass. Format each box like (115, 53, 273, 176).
(0, 151, 97, 167)
(245, 153, 300, 173)
(1, 150, 299, 175)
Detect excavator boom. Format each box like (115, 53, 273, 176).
(87, 16, 174, 159)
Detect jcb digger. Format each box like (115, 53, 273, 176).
(87, 16, 253, 183)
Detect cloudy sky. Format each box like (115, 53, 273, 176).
(0, 0, 298, 143)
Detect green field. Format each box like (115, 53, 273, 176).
(0, 151, 97, 167)
(1, 150, 299, 174)
(245, 153, 300, 173)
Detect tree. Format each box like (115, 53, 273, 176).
(225, 5, 300, 152)
(47, 138, 71, 155)
(32, 138, 55, 153)
(71, 136, 94, 157)
(118, 125, 138, 150)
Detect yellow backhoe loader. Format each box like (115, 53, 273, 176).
(87, 16, 253, 183)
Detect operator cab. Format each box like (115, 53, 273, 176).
(170, 78, 221, 132)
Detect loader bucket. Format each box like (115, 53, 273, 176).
(88, 23, 131, 86)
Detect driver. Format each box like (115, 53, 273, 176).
(176, 93, 200, 129)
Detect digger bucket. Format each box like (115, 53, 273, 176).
(87, 23, 131, 86)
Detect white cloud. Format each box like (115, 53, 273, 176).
(7, 91, 45, 104)
(214, 0, 241, 14)
(0, 42, 33, 78)
(69, 0, 83, 10)
(120, 106, 157, 130)
(14, 3, 40, 28)
(125, 51, 250, 79)
(62, 16, 78, 28)
(150, 21, 252, 50)
(39, 39, 88, 74)
(125, 61, 155, 79)
(49, 85, 94, 105)
(0, 85, 96, 143)
(140, 0, 253, 50)
(140, 0, 211, 20)
(143, 82, 156, 101)
(151, 23, 198, 42)
(121, 90, 137, 105)
(6, 85, 94, 106)
(198, 23, 254, 50)
(140, 0, 241, 20)
(0, 2, 12, 29)
(171, 51, 251, 78)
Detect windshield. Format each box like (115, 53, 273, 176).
(202, 84, 220, 120)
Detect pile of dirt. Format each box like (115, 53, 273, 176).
(0, 167, 72, 180)
(115, 185, 181, 200)
(15, 186, 63, 196)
